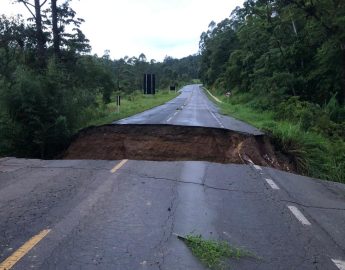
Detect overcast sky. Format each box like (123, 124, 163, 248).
(2, 0, 243, 61)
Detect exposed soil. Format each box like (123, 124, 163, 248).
(63, 124, 293, 172)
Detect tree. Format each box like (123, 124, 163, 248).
(16, 0, 48, 66)
(50, 0, 60, 58)
(199, 0, 345, 105)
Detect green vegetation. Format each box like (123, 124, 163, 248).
(199, 0, 345, 182)
(181, 234, 250, 270)
(83, 90, 178, 127)
(205, 89, 345, 182)
(0, 0, 199, 159)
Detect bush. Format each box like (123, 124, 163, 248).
(275, 96, 344, 138)
(220, 91, 345, 182)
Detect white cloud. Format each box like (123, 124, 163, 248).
(1, 0, 244, 61)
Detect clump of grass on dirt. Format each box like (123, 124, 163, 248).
(179, 234, 250, 270)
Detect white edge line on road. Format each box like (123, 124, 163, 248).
(247, 159, 254, 165)
(265, 178, 280, 190)
(253, 165, 262, 171)
(332, 259, 345, 270)
(166, 117, 173, 122)
(287, 205, 311, 226)
(208, 108, 225, 129)
(110, 159, 128, 173)
(204, 88, 223, 103)
(173, 111, 178, 116)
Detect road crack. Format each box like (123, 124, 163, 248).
(121, 170, 261, 194)
(280, 199, 345, 211)
(153, 177, 178, 270)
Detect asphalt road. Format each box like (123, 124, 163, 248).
(1, 85, 345, 270)
(116, 84, 263, 135)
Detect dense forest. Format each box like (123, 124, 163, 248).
(199, 0, 345, 181)
(0, 0, 199, 158)
(200, 0, 345, 106)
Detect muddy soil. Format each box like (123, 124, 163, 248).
(63, 124, 293, 172)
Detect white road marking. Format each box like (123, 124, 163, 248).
(204, 88, 223, 103)
(208, 108, 225, 128)
(265, 178, 280, 190)
(332, 259, 345, 270)
(110, 159, 128, 173)
(253, 165, 262, 171)
(287, 205, 311, 226)
(167, 110, 180, 123)
(247, 159, 254, 165)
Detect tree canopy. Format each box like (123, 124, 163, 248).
(0, 0, 200, 158)
(199, 0, 345, 106)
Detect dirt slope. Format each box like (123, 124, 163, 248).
(63, 124, 293, 172)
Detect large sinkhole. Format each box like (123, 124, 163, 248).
(64, 124, 292, 171)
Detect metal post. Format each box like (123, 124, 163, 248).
(116, 95, 120, 113)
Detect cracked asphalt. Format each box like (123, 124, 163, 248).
(1, 85, 345, 269)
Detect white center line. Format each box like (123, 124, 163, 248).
(332, 259, 345, 270)
(265, 178, 280, 190)
(253, 165, 262, 171)
(287, 205, 311, 226)
(110, 159, 128, 173)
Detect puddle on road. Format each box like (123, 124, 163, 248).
(63, 124, 292, 171)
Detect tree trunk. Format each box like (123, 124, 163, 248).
(341, 43, 345, 104)
(51, 0, 60, 59)
(34, 0, 46, 67)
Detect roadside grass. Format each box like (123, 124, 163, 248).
(203, 88, 345, 183)
(179, 234, 251, 270)
(79, 90, 178, 128)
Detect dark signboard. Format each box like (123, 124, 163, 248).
(143, 74, 156, 95)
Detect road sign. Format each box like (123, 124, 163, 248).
(143, 74, 156, 95)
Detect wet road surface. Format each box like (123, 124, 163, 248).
(116, 85, 263, 135)
(1, 85, 345, 269)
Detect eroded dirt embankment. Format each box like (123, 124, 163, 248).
(63, 124, 293, 171)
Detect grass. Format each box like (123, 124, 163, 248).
(180, 234, 251, 270)
(203, 87, 345, 183)
(80, 90, 178, 128)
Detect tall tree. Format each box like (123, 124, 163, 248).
(50, 0, 60, 58)
(17, 0, 48, 66)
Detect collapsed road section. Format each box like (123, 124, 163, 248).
(63, 124, 292, 171)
